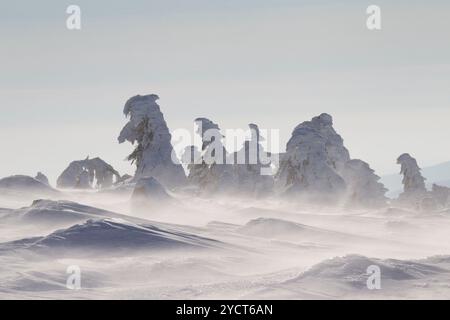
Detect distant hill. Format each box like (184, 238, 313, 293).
(381, 161, 450, 197)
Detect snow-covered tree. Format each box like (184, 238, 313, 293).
(342, 159, 387, 208)
(186, 118, 232, 193)
(229, 124, 274, 196)
(274, 113, 349, 203)
(118, 94, 186, 189)
(431, 184, 450, 208)
(184, 120, 274, 196)
(396, 153, 427, 206)
(57, 157, 121, 189)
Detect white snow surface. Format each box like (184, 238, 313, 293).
(1, 187, 450, 299)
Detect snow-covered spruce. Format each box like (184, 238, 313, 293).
(274, 113, 387, 206)
(185, 117, 233, 194)
(431, 184, 450, 209)
(341, 159, 387, 208)
(57, 156, 121, 189)
(228, 124, 274, 196)
(274, 113, 349, 203)
(396, 153, 428, 208)
(118, 94, 186, 189)
(185, 120, 273, 196)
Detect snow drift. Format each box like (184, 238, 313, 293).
(0, 175, 58, 196)
(0, 199, 127, 226)
(29, 218, 220, 253)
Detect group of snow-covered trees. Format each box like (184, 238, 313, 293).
(115, 94, 391, 207)
(54, 93, 449, 210)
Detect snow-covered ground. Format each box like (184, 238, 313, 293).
(1, 187, 450, 300)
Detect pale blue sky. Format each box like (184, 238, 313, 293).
(1, 0, 449, 183)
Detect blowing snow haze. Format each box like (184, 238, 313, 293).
(0, 0, 449, 301)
